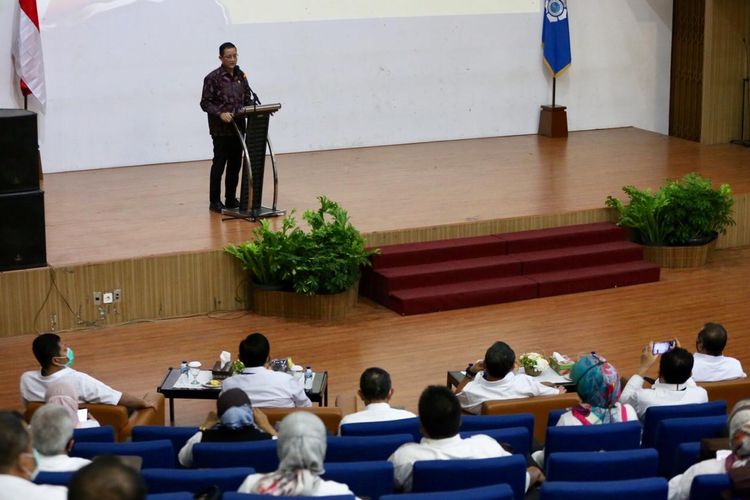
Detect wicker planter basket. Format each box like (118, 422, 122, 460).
(641, 238, 718, 268)
(250, 282, 358, 320)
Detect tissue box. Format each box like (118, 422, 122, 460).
(549, 353, 574, 376)
(211, 361, 233, 379)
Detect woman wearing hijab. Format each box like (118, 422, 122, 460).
(178, 388, 276, 467)
(238, 412, 355, 497)
(668, 399, 750, 499)
(45, 381, 100, 428)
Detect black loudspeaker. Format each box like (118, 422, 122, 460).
(0, 190, 47, 271)
(0, 109, 40, 194)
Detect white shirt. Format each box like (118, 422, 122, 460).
(388, 434, 527, 492)
(339, 402, 416, 431)
(691, 353, 746, 382)
(221, 367, 312, 408)
(456, 371, 559, 414)
(668, 450, 745, 500)
(238, 473, 355, 497)
(620, 374, 709, 420)
(19, 368, 122, 406)
(0, 474, 67, 500)
(37, 454, 91, 472)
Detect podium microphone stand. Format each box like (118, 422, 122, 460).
(222, 103, 286, 221)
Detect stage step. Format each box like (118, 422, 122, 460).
(516, 241, 644, 274)
(371, 235, 507, 269)
(500, 222, 628, 253)
(527, 260, 661, 297)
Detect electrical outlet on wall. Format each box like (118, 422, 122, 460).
(94, 292, 102, 305)
(113, 288, 121, 302)
(103, 292, 114, 304)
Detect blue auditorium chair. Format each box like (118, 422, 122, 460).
(325, 434, 414, 462)
(34, 471, 74, 486)
(73, 425, 115, 443)
(461, 413, 534, 449)
(689, 473, 732, 500)
(460, 427, 530, 456)
(540, 477, 669, 500)
(340, 417, 421, 441)
(222, 494, 355, 500)
(322, 461, 394, 499)
(132, 425, 199, 465)
(142, 467, 255, 494)
(192, 440, 278, 471)
(547, 409, 566, 427)
(546, 448, 659, 481)
(146, 493, 195, 500)
(655, 415, 727, 478)
(380, 482, 514, 500)
(674, 441, 702, 477)
(641, 401, 726, 449)
(70, 439, 175, 468)
(411, 455, 527, 499)
(543, 420, 642, 469)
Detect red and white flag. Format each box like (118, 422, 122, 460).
(12, 0, 46, 111)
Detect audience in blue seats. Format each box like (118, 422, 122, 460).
(338, 367, 416, 432)
(179, 388, 276, 467)
(30, 405, 91, 472)
(455, 341, 565, 414)
(68, 455, 145, 500)
(44, 381, 101, 428)
(691, 323, 746, 382)
(222, 332, 312, 408)
(668, 399, 750, 500)
(237, 412, 356, 497)
(620, 343, 708, 419)
(388, 385, 544, 492)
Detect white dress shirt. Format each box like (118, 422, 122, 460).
(668, 450, 745, 500)
(388, 433, 527, 492)
(19, 368, 122, 406)
(339, 402, 416, 430)
(620, 374, 709, 420)
(0, 474, 67, 500)
(37, 454, 91, 472)
(221, 367, 312, 408)
(691, 353, 746, 382)
(456, 371, 559, 414)
(238, 473, 355, 496)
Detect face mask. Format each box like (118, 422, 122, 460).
(65, 347, 74, 367)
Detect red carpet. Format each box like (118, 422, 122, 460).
(361, 222, 661, 315)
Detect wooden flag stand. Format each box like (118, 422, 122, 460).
(539, 77, 568, 138)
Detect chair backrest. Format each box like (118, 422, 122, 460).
(546, 448, 659, 482)
(73, 425, 115, 443)
(642, 401, 727, 449)
(142, 467, 255, 494)
(222, 494, 355, 500)
(340, 417, 421, 441)
(71, 439, 175, 468)
(540, 478, 668, 500)
(547, 409, 566, 428)
(34, 471, 75, 486)
(192, 440, 279, 472)
(259, 407, 343, 435)
(655, 415, 727, 478)
(699, 379, 750, 412)
(145, 493, 194, 500)
(689, 473, 732, 500)
(544, 420, 642, 469)
(460, 414, 534, 450)
(132, 426, 199, 464)
(411, 455, 527, 499)
(322, 461, 394, 499)
(481, 393, 580, 442)
(674, 441, 702, 477)
(459, 427, 530, 457)
(380, 482, 514, 500)
(325, 434, 414, 462)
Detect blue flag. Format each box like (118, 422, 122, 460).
(542, 0, 571, 76)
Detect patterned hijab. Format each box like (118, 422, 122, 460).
(727, 399, 750, 468)
(45, 380, 79, 426)
(570, 353, 624, 424)
(251, 412, 327, 496)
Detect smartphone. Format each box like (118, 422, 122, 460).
(652, 340, 675, 355)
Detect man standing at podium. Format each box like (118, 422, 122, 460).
(200, 42, 257, 213)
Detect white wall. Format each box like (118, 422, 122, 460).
(0, 0, 673, 173)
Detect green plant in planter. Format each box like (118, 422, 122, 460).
(605, 186, 671, 245)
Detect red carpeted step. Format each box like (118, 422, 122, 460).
(499, 222, 627, 253)
(388, 276, 538, 315)
(371, 236, 508, 269)
(527, 261, 661, 297)
(516, 241, 645, 274)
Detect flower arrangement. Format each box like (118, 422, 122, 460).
(519, 352, 549, 377)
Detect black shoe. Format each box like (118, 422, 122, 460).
(225, 197, 240, 209)
(209, 201, 225, 213)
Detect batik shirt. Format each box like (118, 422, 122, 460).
(200, 66, 255, 136)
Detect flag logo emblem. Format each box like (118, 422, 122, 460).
(546, 0, 568, 22)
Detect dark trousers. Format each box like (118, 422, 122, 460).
(209, 134, 242, 204)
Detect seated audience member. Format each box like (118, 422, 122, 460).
(68, 456, 146, 500)
(456, 341, 564, 414)
(30, 405, 91, 472)
(620, 343, 708, 419)
(222, 332, 312, 408)
(389, 385, 543, 492)
(691, 323, 746, 382)
(668, 399, 750, 500)
(338, 367, 416, 431)
(45, 381, 100, 429)
(179, 388, 276, 467)
(238, 412, 355, 496)
(19, 333, 155, 410)
(0, 410, 67, 499)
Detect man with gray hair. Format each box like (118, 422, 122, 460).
(30, 405, 91, 472)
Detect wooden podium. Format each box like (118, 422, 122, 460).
(539, 104, 568, 138)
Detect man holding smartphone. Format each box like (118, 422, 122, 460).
(620, 341, 708, 419)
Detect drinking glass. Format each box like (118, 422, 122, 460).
(188, 361, 202, 385)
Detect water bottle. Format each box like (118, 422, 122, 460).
(180, 361, 188, 375)
(304, 366, 313, 389)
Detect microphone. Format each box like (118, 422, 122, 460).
(235, 65, 261, 104)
